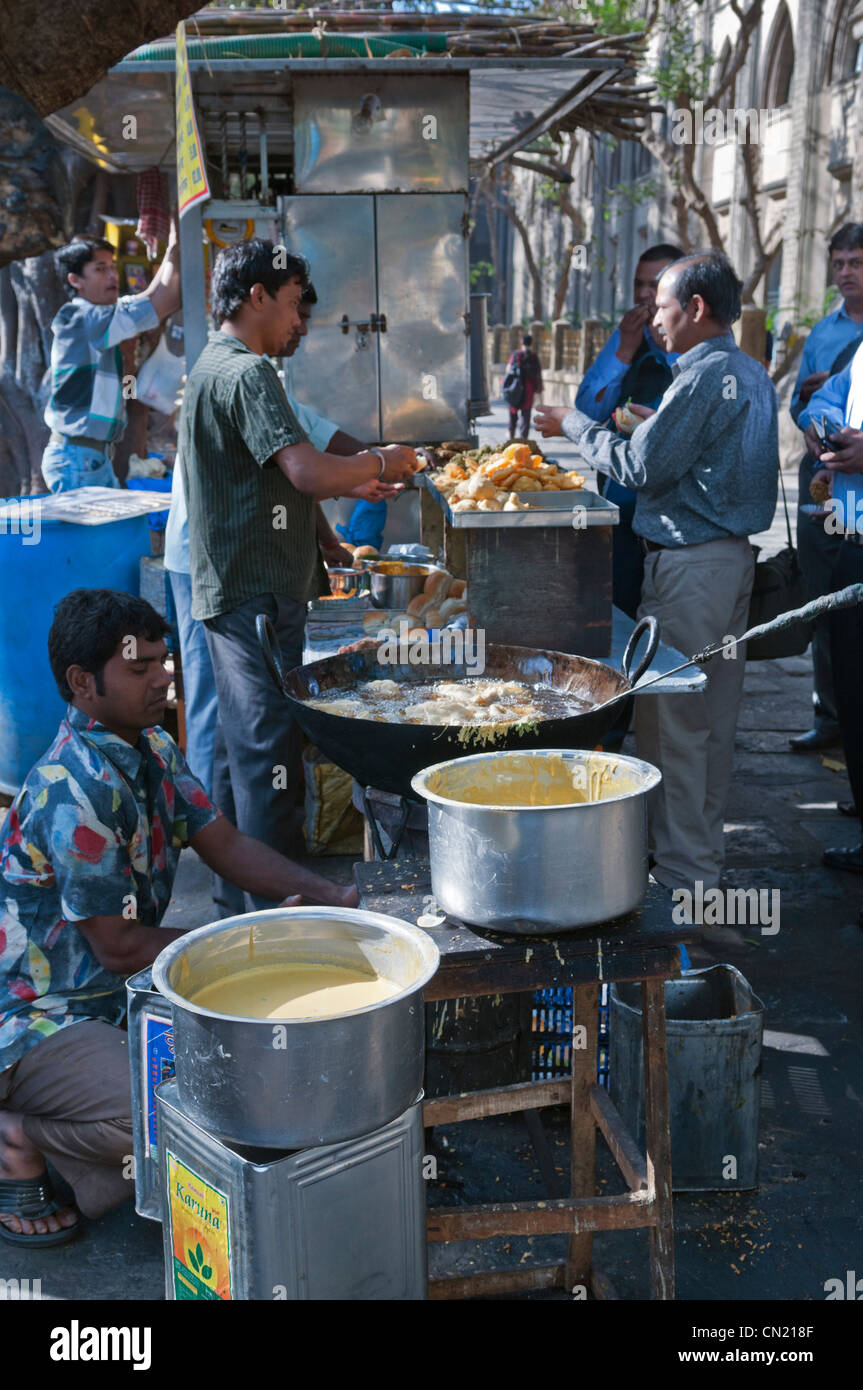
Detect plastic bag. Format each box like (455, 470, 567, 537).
(136, 333, 186, 416)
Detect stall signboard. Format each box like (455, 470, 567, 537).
(175, 21, 211, 218)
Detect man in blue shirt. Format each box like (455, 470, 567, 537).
(800, 342, 863, 869)
(789, 223, 863, 752)
(537, 251, 779, 893)
(43, 226, 182, 493)
(576, 243, 684, 618)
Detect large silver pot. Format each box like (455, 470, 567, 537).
(362, 560, 441, 610)
(152, 908, 439, 1149)
(411, 749, 661, 933)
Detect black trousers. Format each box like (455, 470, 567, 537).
(203, 591, 307, 915)
(829, 540, 863, 821)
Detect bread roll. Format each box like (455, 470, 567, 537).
(353, 545, 379, 560)
(424, 608, 442, 629)
(407, 593, 431, 618)
(448, 579, 466, 599)
(362, 610, 390, 633)
(423, 569, 452, 602)
(438, 597, 468, 623)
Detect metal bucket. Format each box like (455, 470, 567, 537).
(610, 966, 765, 1191)
(152, 907, 440, 1150)
(411, 748, 661, 933)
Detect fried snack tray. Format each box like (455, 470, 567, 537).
(416, 472, 619, 529)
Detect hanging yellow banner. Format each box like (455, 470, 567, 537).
(175, 21, 211, 218)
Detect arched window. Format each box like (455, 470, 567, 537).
(826, 0, 863, 84)
(764, 4, 795, 108)
(715, 38, 737, 114)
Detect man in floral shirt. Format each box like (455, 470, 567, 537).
(0, 589, 355, 1245)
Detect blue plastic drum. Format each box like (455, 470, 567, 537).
(0, 497, 150, 792)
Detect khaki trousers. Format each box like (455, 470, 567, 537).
(0, 1021, 133, 1219)
(635, 536, 754, 891)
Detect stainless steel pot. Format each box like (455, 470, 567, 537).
(411, 749, 661, 933)
(152, 908, 440, 1149)
(363, 561, 441, 610)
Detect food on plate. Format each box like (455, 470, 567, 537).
(362, 610, 391, 633)
(352, 545, 379, 560)
(612, 400, 639, 434)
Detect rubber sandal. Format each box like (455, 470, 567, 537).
(0, 1174, 80, 1247)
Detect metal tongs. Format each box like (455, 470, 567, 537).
(594, 583, 863, 715)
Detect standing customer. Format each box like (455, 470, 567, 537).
(790, 224, 863, 752)
(536, 251, 779, 892)
(178, 241, 419, 912)
(802, 341, 863, 855)
(506, 334, 543, 439)
(576, 243, 684, 619)
(42, 223, 181, 493)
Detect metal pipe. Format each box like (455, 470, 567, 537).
(219, 110, 229, 192)
(239, 110, 247, 195)
(258, 107, 269, 202)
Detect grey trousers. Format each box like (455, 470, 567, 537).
(635, 536, 754, 892)
(204, 592, 306, 915)
(797, 454, 842, 732)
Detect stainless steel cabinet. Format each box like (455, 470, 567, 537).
(279, 193, 469, 443)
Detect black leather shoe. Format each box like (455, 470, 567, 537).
(823, 844, 863, 873)
(838, 801, 860, 817)
(789, 729, 842, 752)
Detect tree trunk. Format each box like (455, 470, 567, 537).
(0, 249, 66, 494)
(0, 1, 203, 118)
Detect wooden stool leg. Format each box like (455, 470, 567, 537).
(641, 976, 674, 1299)
(566, 981, 599, 1293)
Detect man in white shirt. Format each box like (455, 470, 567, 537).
(163, 281, 382, 801)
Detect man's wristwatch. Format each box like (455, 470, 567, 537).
(369, 448, 387, 479)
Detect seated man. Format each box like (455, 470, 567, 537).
(0, 589, 356, 1246)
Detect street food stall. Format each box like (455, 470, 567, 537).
(40, 14, 717, 1302)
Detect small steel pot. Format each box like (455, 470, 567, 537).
(412, 749, 661, 933)
(363, 561, 441, 610)
(327, 566, 368, 597)
(152, 908, 440, 1149)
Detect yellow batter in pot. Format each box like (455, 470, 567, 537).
(188, 962, 400, 1019)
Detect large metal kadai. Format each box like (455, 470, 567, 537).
(411, 748, 661, 933)
(152, 907, 440, 1150)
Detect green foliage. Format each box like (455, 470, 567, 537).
(470, 260, 496, 286)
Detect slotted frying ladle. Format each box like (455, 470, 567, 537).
(591, 582, 863, 714)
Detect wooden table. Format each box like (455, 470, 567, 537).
(356, 856, 698, 1301)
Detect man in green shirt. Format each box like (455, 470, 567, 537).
(179, 241, 419, 909)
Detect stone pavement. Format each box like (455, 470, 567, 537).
(3, 412, 861, 1301)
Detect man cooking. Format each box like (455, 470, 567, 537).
(42, 224, 181, 493)
(576, 242, 684, 619)
(164, 277, 367, 803)
(178, 240, 421, 913)
(789, 224, 863, 754)
(0, 589, 356, 1245)
(536, 250, 779, 894)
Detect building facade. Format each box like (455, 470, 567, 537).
(502, 0, 863, 342)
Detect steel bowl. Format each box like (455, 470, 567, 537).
(152, 907, 440, 1148)
(364, 561, 442, 610)
(327, 566, 368, 597)
(412, 748, 661, 933)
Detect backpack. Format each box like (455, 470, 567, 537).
(502, 354, 525, 408)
